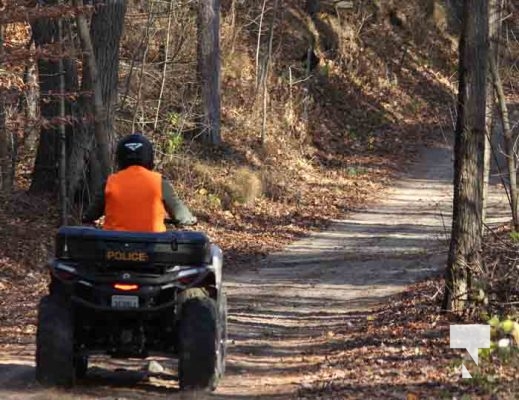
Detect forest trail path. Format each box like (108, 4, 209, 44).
(216, 140, 508, 398)
(0, 139, 509, 399)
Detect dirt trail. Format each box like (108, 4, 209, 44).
(0, 140, 509, 399)
(218, 141, 508, 398)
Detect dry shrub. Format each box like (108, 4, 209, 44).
(261, 167, 300, 204)
(430, 2, 448, 31)
(226, 167, 262, 205)
(190, 161, 216, 189)
(261, 168, 284, 201)
(167, 160, 263, 209)
(164, 158, 211, 194)
(258, 139, 288, 163)
(165, 158, 228, 210)
(163, 156, 192, 182)
(479, 230, 519, 317)
(223, 49, 254, 82)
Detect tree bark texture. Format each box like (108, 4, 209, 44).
(29, 3, 60, 193)
(443, 0, 489, 312)
(65, 0, 126, 203)
(66, 0, 112, 198)
(0, 90, 7, 190)
(197, 0, 221, 145)
(260, 0, 279, 145)
(29, 0, 80, 193)
(482, 0, 501, 228)
(0, 105, 9, 190)
(0, 23, 12, 191)
(490, 56, 518, 229)
(21, 62, 40, 151)
(89, 0, 127, 159)
(58, 14, 68, 225)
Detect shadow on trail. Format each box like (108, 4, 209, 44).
(0, 360, 292, 399)
(0, 364, 35, 390)
(0, 361, 180, 398)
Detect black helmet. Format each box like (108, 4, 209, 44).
(115, 133, 154, 170)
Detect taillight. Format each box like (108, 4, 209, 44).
(178, 276, 196, 285)
(177, 267, 202, 283)
(113, 283, 139, 291)
(55, 269, 76, 281)
(54, 263, 77, 281)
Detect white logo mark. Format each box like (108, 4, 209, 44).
(450, 324, 491, 379)
(125, 142, 143, 151)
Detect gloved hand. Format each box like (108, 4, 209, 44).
(183, 216, 198, 226)
(165, 216, 197, 226)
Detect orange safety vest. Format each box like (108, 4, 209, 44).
(103, 165, 167, 232)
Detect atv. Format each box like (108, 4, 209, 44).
(35, 225, 227, 391)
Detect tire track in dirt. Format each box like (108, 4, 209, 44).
(0, 141, 508, 399)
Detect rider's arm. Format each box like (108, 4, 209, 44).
(162, 178, 197, 225)
(82, 181, 106, 223)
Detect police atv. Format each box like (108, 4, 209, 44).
(35, 225, 227, 391)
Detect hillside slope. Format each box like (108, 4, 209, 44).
(117, 0, 459, 267)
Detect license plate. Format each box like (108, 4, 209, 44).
(111, 295, 139, 309)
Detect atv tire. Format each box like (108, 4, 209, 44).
(178, 288, 218, 391)
(35, 295, 76, 387)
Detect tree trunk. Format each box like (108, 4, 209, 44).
(29, 2, 78, 193)
(0, 91, 7, 190)
(89, 0, 127, 161)
(490, 56, 518, 229)
(57, 13, 68, 225)
(0, 108, 9, 191)
(21, 61, 39, 151)
(260, 0, 279, 145)
(0, 23, 12, 191)
(29, 5, 59, 192)
(73, 0, 111, 177)
(482, 0, 501, 229)
(66, 0, 126, 201)
(154, 0, 173, 130)
(197, 0, 221, 145)
(443, 0, 489, 312)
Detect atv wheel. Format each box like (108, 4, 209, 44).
(178, 289, 218, 390)
(35, 295, 76, 387)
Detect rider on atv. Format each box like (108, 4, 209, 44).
(83, 133, 197, 231)
(36, 133, 226, 391)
